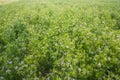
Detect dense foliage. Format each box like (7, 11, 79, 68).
(0, 0, 120, 80)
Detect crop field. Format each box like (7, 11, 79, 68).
(0, 0, 120, 80)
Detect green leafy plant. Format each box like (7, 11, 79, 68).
(0, 0, 120, 80)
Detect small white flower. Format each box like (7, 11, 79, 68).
(61, 68, 65, 71)
(15, 57, 19, 60)
(6, 69, 11, 73)
(24, 65, 28, 67)
(55, 43, 58, 46)
(30, 55, 33, 58)
(116, 35, 120, 38)
(8, 61, 12, 64)
(34, 77, 39, 80)
(0, 76, 4, 79)
(98, 63, 101, 67)
(19, 67, 23, 70)
(108, 57, 111, 61)
(64, 52, 68, 55)
(31, 64, 35, 67)
(78, 68, 81, 72)
(66, 46, 69, 49)
(94, 38, 97, 41)
(20, 61, 24, 64)
(22, 78, 26, 80)
(30, 70, 33, 74)
(69, 65, 73, 70)
(42, 47, 44, 49)
(15, 66, 18, 70)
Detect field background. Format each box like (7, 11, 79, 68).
(0, 0, 120, 80)
(0, 0, 18, 5)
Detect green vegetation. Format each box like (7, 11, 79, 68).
(0, 0, 120, 79)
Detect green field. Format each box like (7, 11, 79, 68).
(0, 0, 120, 80)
